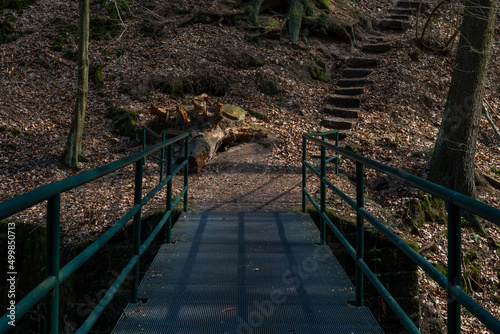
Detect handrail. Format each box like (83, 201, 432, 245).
(302, 131, 500, 334)
(0, 131, 190, 334)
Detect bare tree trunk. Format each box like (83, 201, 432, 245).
(428, 0, 498, 199)
(61, 0, 90, 169)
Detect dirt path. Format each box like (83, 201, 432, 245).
(188, 142, 303, 211)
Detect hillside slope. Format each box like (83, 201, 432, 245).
(0, 0, 499, 332)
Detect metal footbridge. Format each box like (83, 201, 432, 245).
(1, 129, 500, 334)
(112, 211, 382, 333)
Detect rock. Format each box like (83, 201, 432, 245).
(310, 64, 329, 81)
(259, 80, 278, 95)
(344, 143, 362, 154)
(222, 104, 247, 121)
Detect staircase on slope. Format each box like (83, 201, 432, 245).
(320, 0, 427, 141)
(320, 58, 378, 139)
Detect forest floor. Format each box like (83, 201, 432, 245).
(1, 0, 500, 332)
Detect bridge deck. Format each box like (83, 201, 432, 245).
(113, 211, 383, 333)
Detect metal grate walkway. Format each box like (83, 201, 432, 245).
(113, 211, 383, 333)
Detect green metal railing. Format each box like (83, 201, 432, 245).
(302, 131, 500, 334)
(0, 130, 189, 334)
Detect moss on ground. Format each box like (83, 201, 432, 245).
(90, 16, 121, 40)
(309, 61, 328, 81)
(107, 106, 141, 143)
(248, 109, 268, 120)
(0, 0, 34, 10)
(259, 80, 278, 95)
(0, 12, 33, 44)
(90, 64, 104, 91)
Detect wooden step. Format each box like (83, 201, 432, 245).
(320, 117, 354, 130)
(380, 20, 409, 31)
(334, 87, 364, 96)
(323, 107, 360, 118)
(328, 96, 361, 108)
(342, 68, 373, 78)
(337, 78, 372, 87)
(347, 58, 379, 68)
(362, 44, 391, 53)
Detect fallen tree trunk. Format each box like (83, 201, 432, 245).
(149, 96, 271, 173)
(188, 125, 269, 172)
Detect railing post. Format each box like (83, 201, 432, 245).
(142, 128, 147, 166)
(159, 133, 166, 182)
(302, 136, 307, 213)
(335, 131, 339, 175)
(166, 144, 173, 242)
(131, 160, 143, 303)
(355, 162, 365, 306)
(183, 136, 189, 212)
(45, 194, 61, 334)
(320, 137, 326, 245)
(142, 128, 146, 151)
(447, 202, 462, 334)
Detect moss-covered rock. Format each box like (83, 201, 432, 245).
(236, 52, 266, 70)
(248, 109, 268, 120)
(344, 143, 361, 153)
(259, 80, 278, 95)
(222, 104, 247, 121)
(405, 193, 446, 232)
(107, 106, 140, 142)
(90, 64, 104, 91)
(314, 0, 329, 9)
(309, 63, 328, 81)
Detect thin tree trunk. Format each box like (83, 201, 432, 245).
(61, 0, 90, 169)
(428, 0, 498, 199)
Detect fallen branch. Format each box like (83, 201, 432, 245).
(482, 172, 500, 190)
(483, 101, 500, 140)
(418, 241, 435, 254)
